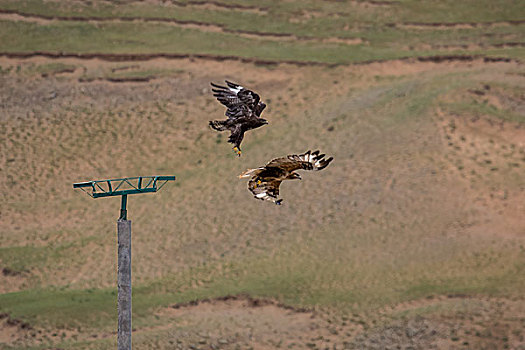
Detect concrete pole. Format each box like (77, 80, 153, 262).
(117, 219, 132, 350)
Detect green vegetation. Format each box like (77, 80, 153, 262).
(1, 0, 524, 29)
(33, 62, 76, 76)
(0, 0, 523, 64)
(1, 242, 522, 330)
(6, 61, 78, 77)
(0, 19, 413, 64)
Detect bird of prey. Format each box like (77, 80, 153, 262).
(209, 80, 268, 156)
(239, 150, 333, 204)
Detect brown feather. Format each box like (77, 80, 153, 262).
(239, 150, 333, 204)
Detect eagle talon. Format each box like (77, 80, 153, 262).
(233, 147, 242, 157)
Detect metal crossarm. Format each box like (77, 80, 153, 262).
(73, 174, 176, 350)
(73, 176, 175, 198)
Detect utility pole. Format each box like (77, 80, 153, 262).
(74, 176, 175, 350)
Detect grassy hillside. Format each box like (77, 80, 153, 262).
(1, 1, 524, 349)
(0, 0, 524, 64)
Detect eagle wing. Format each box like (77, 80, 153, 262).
(211, 80, 261, 119)
(265, 150, 333, 172)
(248, 178, 283, 204)
(239, 150, 333, 205)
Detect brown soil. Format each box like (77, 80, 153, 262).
(0, 268, 27, 294)
(1, 39, 524, 350)
(0, 313, 34, 348)
(371, 295, 525, 350)
(2, 294, 523, 349)
(153, 294, 356, 350)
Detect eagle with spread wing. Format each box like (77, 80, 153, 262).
(239, 150, 333, 205)
(209, 80, 268, 156)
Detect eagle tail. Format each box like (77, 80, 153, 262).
(209, 120, 227, 131)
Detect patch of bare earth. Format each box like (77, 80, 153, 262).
(151, 295, 361, 349)
(365, 296, 525, 350)
(0, 312, 100, 348)
(0, 313, 35, 348)
(0, 268, 27, 294)
(435, 84, 525, 242)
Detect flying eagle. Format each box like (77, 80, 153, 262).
(209, 80, 267, 156)
(239, 150, 333, 205)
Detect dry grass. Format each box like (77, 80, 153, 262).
(0, 1, 524, 347)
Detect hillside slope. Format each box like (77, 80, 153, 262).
(1, 1, 524, 349)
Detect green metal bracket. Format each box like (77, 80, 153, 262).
(73, 175, 176, 220)
(73, 175, 175, 350)
(73, 176, 175, 198)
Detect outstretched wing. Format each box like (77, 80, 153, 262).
(248, 178, 283, 204)
(265, 150, 333, 172)
(211, 80, 261, 119)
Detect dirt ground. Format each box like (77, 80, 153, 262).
(1, 53, 524, 349)
(2, 293, 525, 349)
